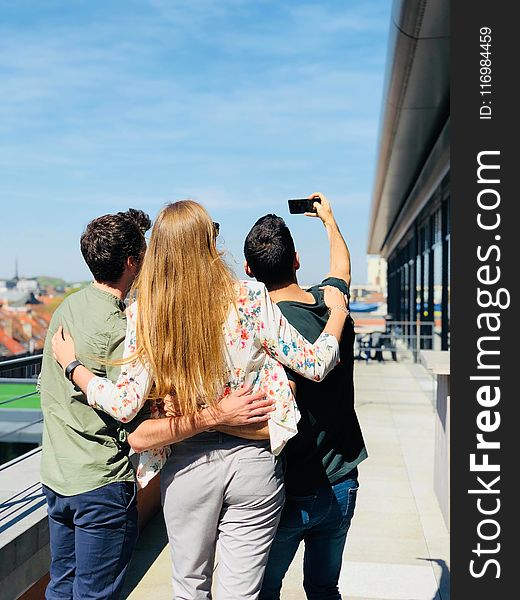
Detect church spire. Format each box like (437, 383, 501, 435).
(14, 258, 19, 281)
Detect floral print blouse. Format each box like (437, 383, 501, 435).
(86, 280, 340, 487)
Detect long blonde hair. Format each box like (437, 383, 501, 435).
(131, 200, 237, 415)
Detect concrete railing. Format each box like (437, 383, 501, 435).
(0, 411, 42, 444)
(0, 448, 161, 600)
(421, 350, 450, 530)
(0, 353, 162, 599)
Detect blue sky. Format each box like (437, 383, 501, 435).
(1, 0, 391, 284)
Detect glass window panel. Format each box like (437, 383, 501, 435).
(422, 251, 430, 319)
(433, 243, 443, 348)
(416, 255, 422, 320)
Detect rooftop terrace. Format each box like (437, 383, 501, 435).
(123, 359, 450, 600)
(0, 354, 450, 600)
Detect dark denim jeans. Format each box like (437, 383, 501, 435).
(260, 473, 359, 600)
(43, 481, 139, 600)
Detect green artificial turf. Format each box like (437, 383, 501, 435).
(0, 383, 40, 409)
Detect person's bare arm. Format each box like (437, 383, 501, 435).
(306, 192, 351, 286)
(128, 409, 220, 452)
(214, 380, 297, 441)
(127, 388, 274, 452)
(214, 422, 270, 440)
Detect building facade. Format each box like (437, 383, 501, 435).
(367, 0, 450, 350)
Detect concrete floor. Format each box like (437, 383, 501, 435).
(122, 360, 450, 600)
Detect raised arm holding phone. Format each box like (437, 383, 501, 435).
(244, 192, 367, 600)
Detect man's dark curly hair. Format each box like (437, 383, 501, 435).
(244, 214, 296, 286)
(80, 208, 152, 283)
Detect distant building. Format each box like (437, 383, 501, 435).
(0, 265, 49, 356)
(0, 291, 41, 309)
(0, 303, 51, 356)
(0, 261, 43, 301)
(366, 256, 387, 292)
(0, 327, 26, 356)
(350, 259, 387, 309)
(349, 284, 385, 303)
(14, 279, 39, 293)
(367, 0, 449, 350)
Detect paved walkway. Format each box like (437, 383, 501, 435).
(122, 360, 450, 600)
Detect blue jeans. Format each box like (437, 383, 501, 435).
(43, 482, 139, 600)
(260, 474, 359, 600)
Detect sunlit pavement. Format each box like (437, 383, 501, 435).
(122, 360, 450, 600)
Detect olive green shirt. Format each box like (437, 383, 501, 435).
(40, 284, 137, 495)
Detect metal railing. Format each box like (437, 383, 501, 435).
(0, 353, 43, 381)
(0, 354, 42, 409)
(0, 355, 43, 446)
(355, 320, 436, 363)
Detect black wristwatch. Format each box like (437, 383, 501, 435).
(64, 359, 83, 382)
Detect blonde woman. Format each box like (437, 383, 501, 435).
(52, 200, 349, 600)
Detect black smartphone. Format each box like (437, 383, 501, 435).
(288, 196, 320, 214)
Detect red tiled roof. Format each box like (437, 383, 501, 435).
(0, 328, 26, 355)
(38, 296, 57, 305)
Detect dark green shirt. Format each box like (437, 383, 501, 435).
(40, 284, 139, 495)
(278, 277, 367, 495)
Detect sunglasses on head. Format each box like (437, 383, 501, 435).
(213, 222, 220, 236)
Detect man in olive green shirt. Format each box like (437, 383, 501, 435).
(40, 209, 151, 600)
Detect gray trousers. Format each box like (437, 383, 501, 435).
(160, 432, 285, 600)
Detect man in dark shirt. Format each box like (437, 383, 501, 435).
(244, 193, 367, 600)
